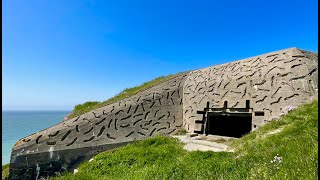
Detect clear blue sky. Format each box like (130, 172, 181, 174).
(3, 0, 318, 111)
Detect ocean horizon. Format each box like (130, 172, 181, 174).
(2, 110, 70, 164)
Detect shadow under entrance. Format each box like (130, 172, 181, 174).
(207, 112, 252, 138)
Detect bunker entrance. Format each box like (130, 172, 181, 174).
(196, 100, 261, 138)
(207, 112, 252, 138)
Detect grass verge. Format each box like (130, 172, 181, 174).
(2, 164, 9, 180)
(67, 73, 184, 119)
(53, 100, 318, 180)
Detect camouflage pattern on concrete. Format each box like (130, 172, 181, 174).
(9, 48, 318, 179)
(9, 73, 188, 179)
(183, 48, 318, 132)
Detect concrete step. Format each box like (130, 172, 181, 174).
(186, 133, 198, 137)
(183, 143, 228, 152)
(205, 134, 238, 141)
(172, 135, 234, 152)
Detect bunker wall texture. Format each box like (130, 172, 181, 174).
(9, 48, 318, 179)
(9, 73, 188, 179)
(183, 48, 318, 132)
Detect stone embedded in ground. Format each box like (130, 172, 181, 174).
(9, 48, 318, 179)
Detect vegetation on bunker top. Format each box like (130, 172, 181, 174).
(67, 72, 186, 120)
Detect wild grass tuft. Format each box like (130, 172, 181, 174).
(2, 164, 9, 180)
(173, 128, 188, 135)
(67, 73, 184, 119)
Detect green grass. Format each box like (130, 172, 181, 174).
(67, 72, 184, 119)
(2, 164, 9, 180)
(53, 100, 318, 180)
(172, 128, 188, 135)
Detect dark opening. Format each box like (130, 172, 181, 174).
(254, 111, 265, 116)
(223, 101, 228, 108)
(246, 100, 250, 109)
(207, 113, 252, 138)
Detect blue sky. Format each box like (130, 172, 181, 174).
(3, 0, 318, 110)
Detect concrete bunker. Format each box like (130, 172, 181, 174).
(197, 101, 264, 138)
(8, 48, 318, 179)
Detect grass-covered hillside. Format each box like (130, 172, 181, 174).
(67, 72, 184, 119)
(2, 164, 9, 180)
(52, 100, 318, 180)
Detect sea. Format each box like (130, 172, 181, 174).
(2, 111, 70, 165)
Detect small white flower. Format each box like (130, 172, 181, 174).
(89, 158, 94, 162)
(74, 169, 79, 175)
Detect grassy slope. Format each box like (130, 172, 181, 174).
(53, 100, 318, 180)
(2, 164, 9, 180)
(67, 73, 184, 119)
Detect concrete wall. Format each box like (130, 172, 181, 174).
(183, 48, 318, 132)
(9, 73, 188, 179)
(9, 48, 318, 179)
